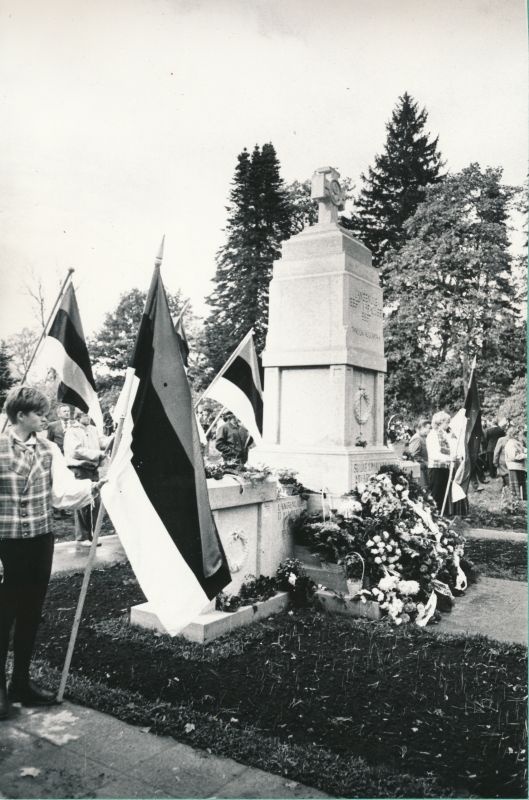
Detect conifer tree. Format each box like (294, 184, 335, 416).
(203, 143, 293, 377)
(350, 93, 444, 279)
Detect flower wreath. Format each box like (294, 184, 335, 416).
(353, 388, 371, 425)
(225, 530, 249, 573)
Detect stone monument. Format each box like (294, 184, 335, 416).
(250, 165, 400, 495)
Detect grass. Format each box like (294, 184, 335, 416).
(464, 537, 527, 582)
(463, 478, 526, 532)
(34, 562, 527, 799)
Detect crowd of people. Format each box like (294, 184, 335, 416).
(401, 414, 527, 515)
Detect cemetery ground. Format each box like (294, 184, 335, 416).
(26, 543, 528, 800)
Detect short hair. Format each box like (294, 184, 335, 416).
(417, 419, 430, 430)
(222, 411, 234, 421)
(4, 386, 50, 424)
(431, 411, 450, 429)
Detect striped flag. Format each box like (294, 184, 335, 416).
(40, 283, 103, 432)
(452, 362, 483, 502)
(200, 331, 263, 444)
(102, 263, 231, 635)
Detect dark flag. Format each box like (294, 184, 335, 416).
(452, 361, 483, 502)
(40, 282, 103, 431)
(174, 312, 190, 368)
(103, 263, 231, 634)
(200, 330, 263, 443)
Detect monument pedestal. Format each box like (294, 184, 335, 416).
(250, 168, 398, 495)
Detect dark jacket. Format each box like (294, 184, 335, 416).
(484, 426, 505, 454)
(47, 420, 67, 454)
(215, 421, 250, 464)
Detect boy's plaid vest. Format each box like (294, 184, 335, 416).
(0, 432, 54, 539)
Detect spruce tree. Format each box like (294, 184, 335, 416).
(350, 92, 444, 279)
(203, 143, 293, 376)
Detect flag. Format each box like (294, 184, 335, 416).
(452, 363, 483, 502)
(40, 283, 103, 432)
(200, 330, 263, 444)
(102, 264, 231, 635)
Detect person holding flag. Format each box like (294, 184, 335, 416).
(0, 386, 103, 720)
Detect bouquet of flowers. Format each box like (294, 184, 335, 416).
(295, 465, 475, 625)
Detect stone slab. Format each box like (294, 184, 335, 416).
(465, 527, 527, 543)
(435, 576, 527, 645)
(211, 766, 330, 798)
(131, 592, 290, 643)
(316, 589, 382, 620)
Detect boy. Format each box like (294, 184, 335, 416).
(0, 387, 102, 720)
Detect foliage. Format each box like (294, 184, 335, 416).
(383, 163, 524, 417)
(348, 92, 444, 273)
(203, 143, 293, 375)
(274, 467, 307, 495)
(295, 465, 475, 625)
(497, 376, 527, 433)
(5, 326, 38, 379)
(216, 574, 278, 612)
(216, 560, 316, 612)
(89, 287, 198, 405)
(0, 340, 15, 409)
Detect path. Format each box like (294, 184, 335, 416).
(0, 702, 329, 799)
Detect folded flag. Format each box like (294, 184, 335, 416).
(39, 282, 103, 432)
(102, 260, 231, 635)
(452, 362, 483, 502)
(200, 330, 263, 444)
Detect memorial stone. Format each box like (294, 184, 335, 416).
(250, 165, 400, 495)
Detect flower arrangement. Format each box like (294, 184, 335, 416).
(274, 467, 307, 496)
(204, 460, 273, 486)
(215, 559, 317, 612)
(294, 464, 476, 626)
(204, 460, 225, 480)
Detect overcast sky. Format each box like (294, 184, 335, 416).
(0, 0, 527, 341)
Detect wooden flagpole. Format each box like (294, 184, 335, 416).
(1, 268, 75, 433)
(57, 240, 164, 702)
(440, 356, 477, 517)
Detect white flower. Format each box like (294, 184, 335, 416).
(378, 575, 399, 592)
(374, 556, 382, 564)
(366, 539, 374, 547)
(288, 573, 297, 586)
(382, 531, 390, 539)
(398, 580, 420, 596)
(373, 535, 381, 543)
(357, 482, 366, 494)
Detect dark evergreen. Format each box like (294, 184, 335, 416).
(349, 92, 444, 280)
(203, 143, 293, 377)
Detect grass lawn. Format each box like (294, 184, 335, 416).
(463, 479, 526, 532)
(464, 537, 527, 582)
(34, 562, 527, 799)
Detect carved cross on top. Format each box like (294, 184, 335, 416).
(310, 166, 344, 225)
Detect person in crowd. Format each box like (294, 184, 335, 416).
(0, 387, 101, 719)
(46, 404, 71, 453)
(64, 411, 109, 546)
(407, 419, 431, 490)
(426, 411, 464, 514)
(215, 411, 251, 465)
(483, 417, 507, 478)
(504, 425, 527, 502)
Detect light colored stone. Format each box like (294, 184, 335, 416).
(316, 589, 381, 621)
(131, 593, 290, 643)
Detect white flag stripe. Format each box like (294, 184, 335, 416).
(450, 407, 467, 501)
(40, 336, 104, 432)
(204, 375, 263, 444)
(103, 374, 210, 635)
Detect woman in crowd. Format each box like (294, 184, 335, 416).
(426, 411, 453, 513)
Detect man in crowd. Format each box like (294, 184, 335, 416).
(46, 404, 71, 453)
(407, 419, 430, 490)
(215, 411, 251, 465)
(0, 387, 102, 719)
(483, 417, 507, 478)
(64, 411, 109, 546)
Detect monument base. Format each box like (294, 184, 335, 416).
(250, 443, 400, 495)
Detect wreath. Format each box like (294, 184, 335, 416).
(225, 530, 249, 573)
(353, 388, 371, 425)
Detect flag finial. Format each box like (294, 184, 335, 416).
(155, 236, 165, 269)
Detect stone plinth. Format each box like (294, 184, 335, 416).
(250, 210, 399, 495)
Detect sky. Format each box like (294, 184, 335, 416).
(0, 0, 527, 340)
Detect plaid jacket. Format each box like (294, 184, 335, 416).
(0, 431, 54, 539)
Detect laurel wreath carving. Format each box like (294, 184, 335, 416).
(353, 388, 372, 425)
(225, 530, 249, 573)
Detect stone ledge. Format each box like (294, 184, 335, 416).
(207, 476, 279, 509)
(316, 589, 381, 621)
(130, 592, 290, 644)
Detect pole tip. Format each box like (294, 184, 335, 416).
(155, 235, 165, 268)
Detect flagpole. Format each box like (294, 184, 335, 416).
(440, 356, 477, 517)
(57, 239, 164, 702)
(1, 268, 75, 433)
(174, 297, 191, 325)
(194, 328, 254, 410)
(204, 406, 226, 439)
